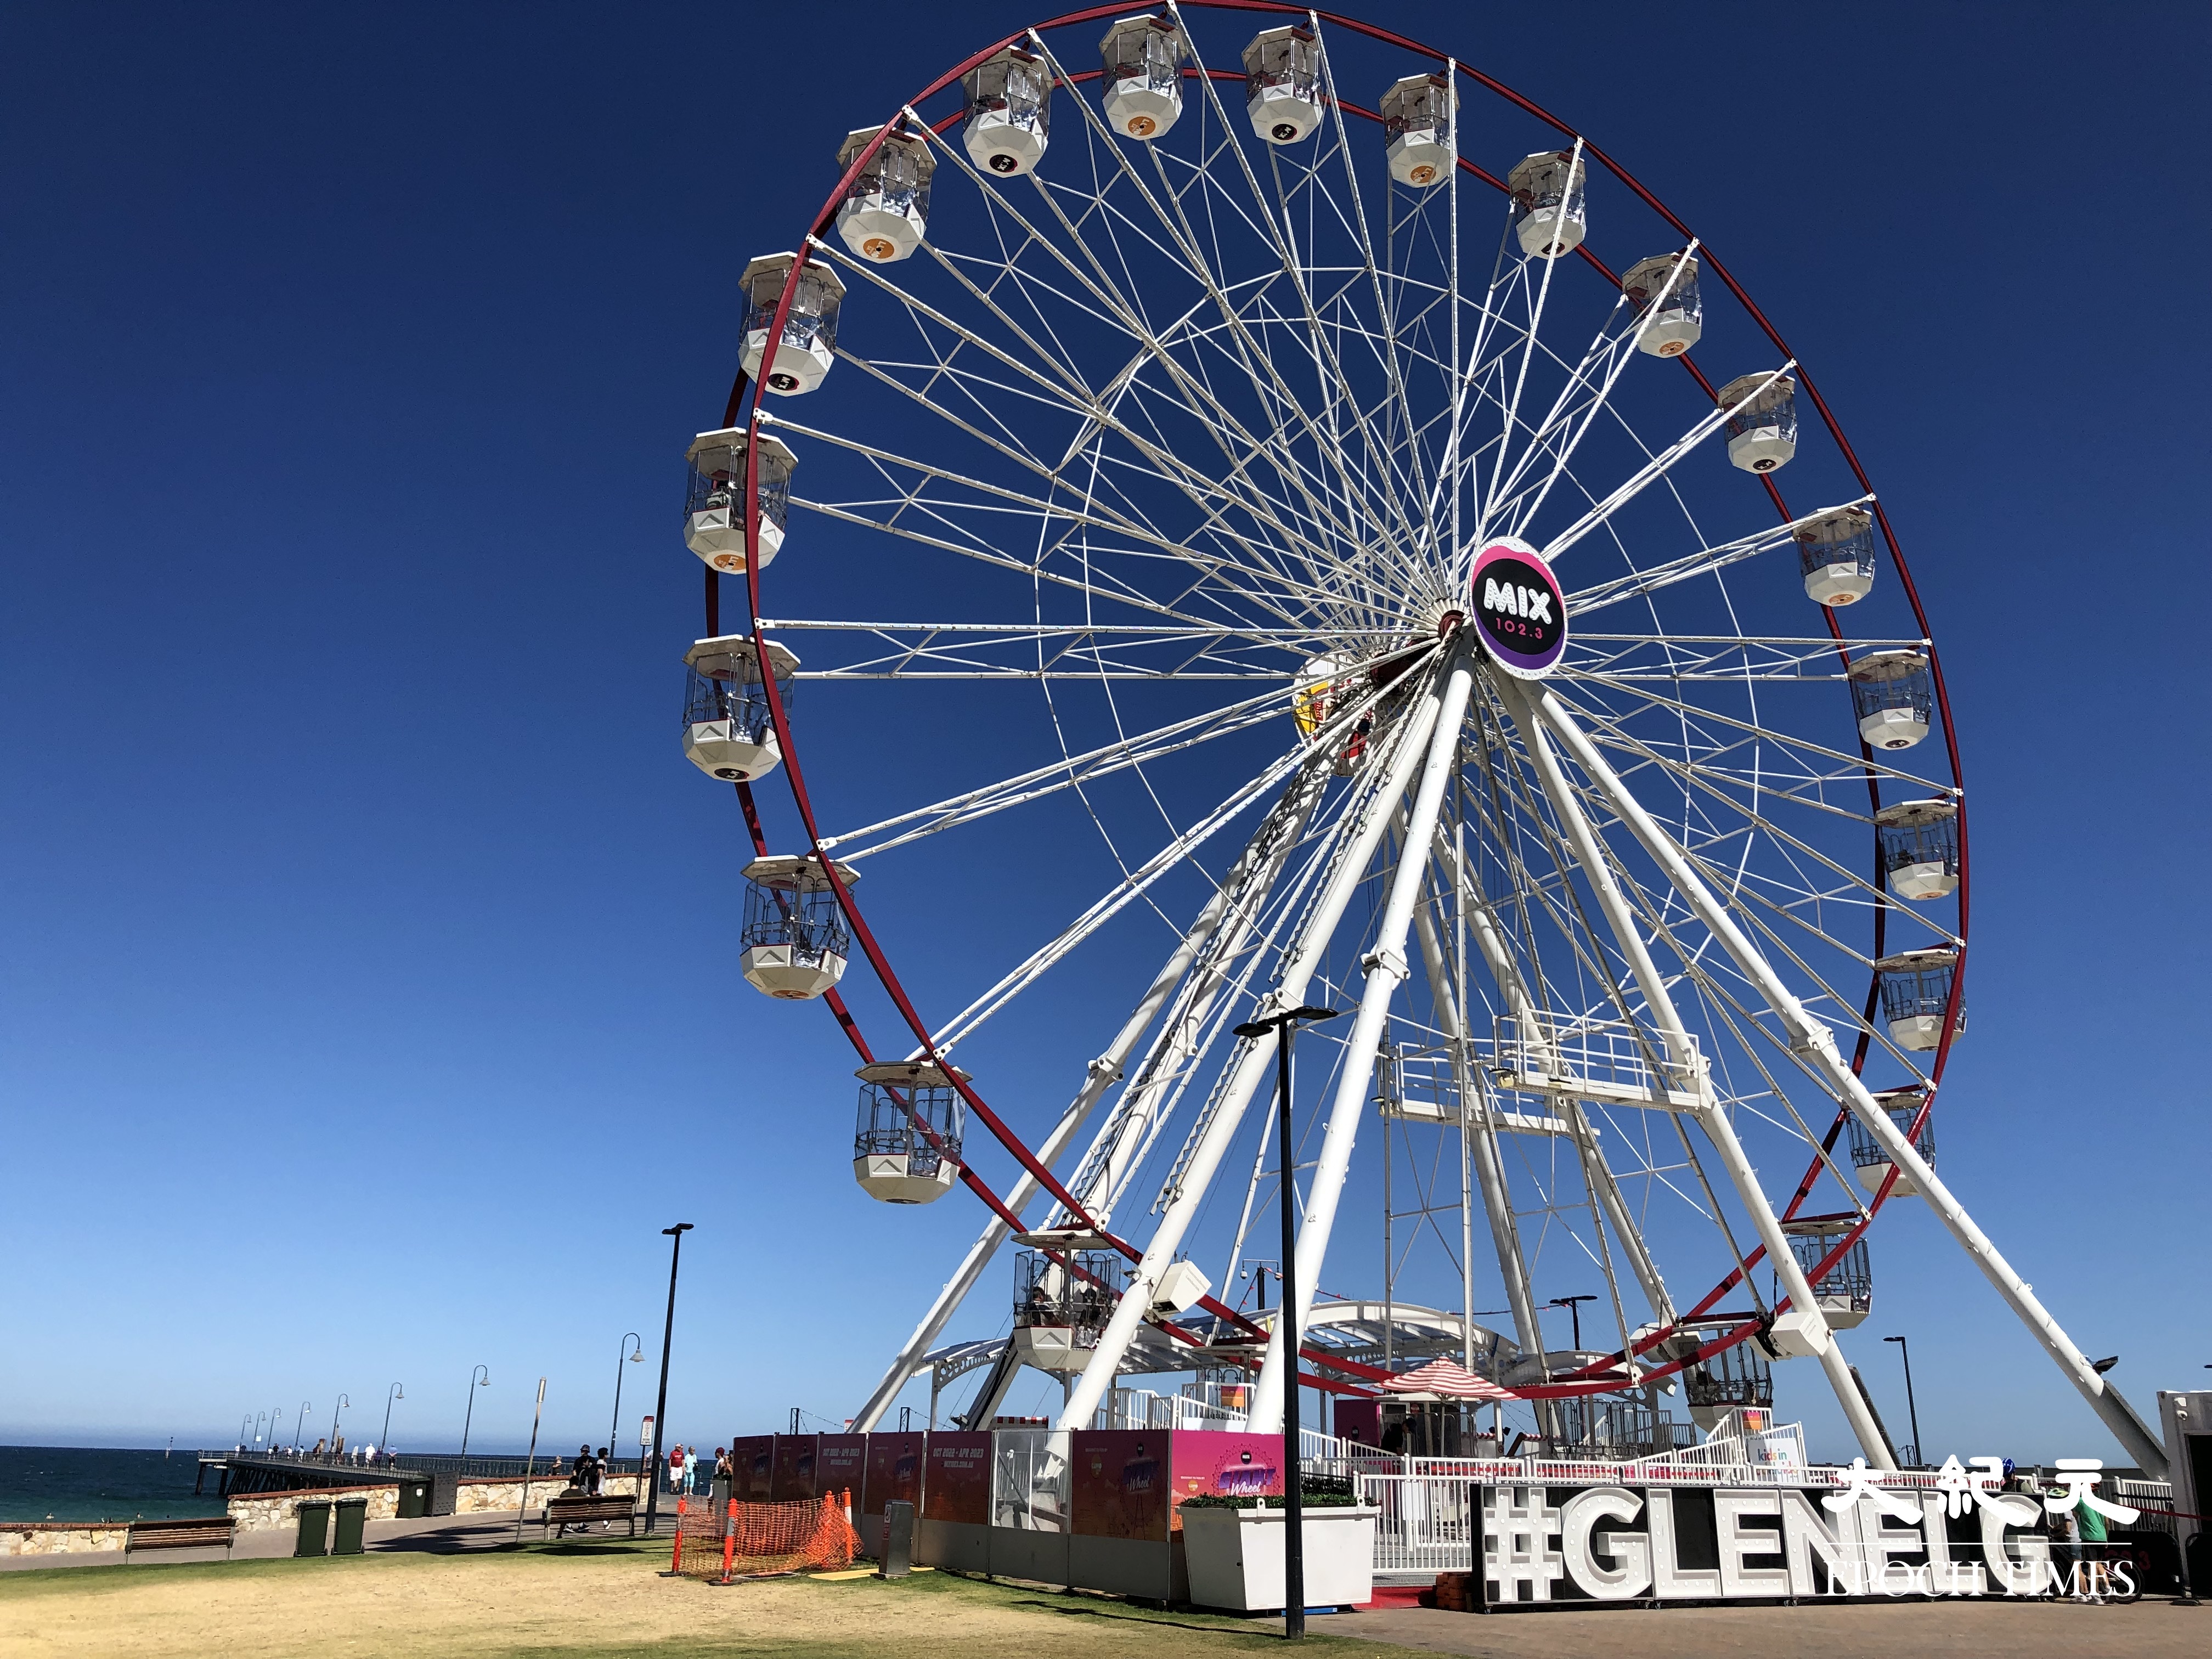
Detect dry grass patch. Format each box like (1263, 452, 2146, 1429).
(0, 1541, 1394, 1659)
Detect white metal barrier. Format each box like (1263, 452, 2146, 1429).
(1358, 1473, 1476, 1573)
(2117, 1478, 2176, 1537)
(1095, 1386, 1251, 1431)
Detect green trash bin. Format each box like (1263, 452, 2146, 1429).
(295, 1499, 332, 1558)
(332, 1497, 368, 1555)
(397, 1478, 428, 1519)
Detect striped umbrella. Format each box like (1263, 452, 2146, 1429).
(1378, 1358, 1519, 1401)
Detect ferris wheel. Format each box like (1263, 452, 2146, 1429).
(690, 3, 2166, 1476)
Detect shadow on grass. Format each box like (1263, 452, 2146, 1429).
(1007, 1596, 1289, 1640)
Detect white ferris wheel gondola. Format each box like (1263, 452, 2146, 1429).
(681, 633, 798, 783)
(833, 124, 935, 264)
(684, 427, 793, 573)
(853, 1059, 969, 1204)
(1099, 14, 1187, 140)
(739, 853, 856, 1001)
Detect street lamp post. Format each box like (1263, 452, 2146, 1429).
(1234, 1003, 1342, 1643)
(381, 1383, 404, 1463)
(1882, 1336, 1923, 1465)
(294, 1402, 312, 1457)
(642, 1223, 694, 1536)
(610, 1333, 644, 1479)
(516, 1378, 547, 1544)
(329, 1394, 351, 1460)
(269, 1404, 285, 1452)
(239, 1413, 253, 1449)
(1547, 1295, 1599, 1353)
(461, 1367, 489, 1459)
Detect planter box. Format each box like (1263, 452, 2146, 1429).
(1181, 1505, 1377, 1612)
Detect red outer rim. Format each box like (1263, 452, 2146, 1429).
(715, 2, 1967, 1402)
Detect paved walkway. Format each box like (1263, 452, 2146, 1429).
(1305, 1597, 2206, 1658)
(1, 1508, 666, 1573)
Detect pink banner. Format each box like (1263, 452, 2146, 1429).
(1169, 1431, 1284, 1516)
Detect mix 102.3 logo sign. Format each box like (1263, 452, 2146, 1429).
(1470, 538, 1566, 679)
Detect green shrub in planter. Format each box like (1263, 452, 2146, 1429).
(1181, 1490, 1363, 1510)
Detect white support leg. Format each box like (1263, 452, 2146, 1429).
(1491, 672, 1898, 1469)
(850, 763, 1327, 1430)
(1248, 642, 1481, 1433)
(1528, 683, 2170, 1479)
(1431, 818, 1677, 1332)
(1049, 670, 1453, 1436)
(1405, 843, 1545, 1364)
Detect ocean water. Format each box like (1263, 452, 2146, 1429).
(0, 1447, 229, 1524)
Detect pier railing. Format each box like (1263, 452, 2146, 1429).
(205, 1449, 650, 1479)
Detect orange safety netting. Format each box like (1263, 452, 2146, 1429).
(669, 1491, 858, 1582)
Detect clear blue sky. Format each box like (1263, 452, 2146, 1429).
(3, 3, 2205, 1465)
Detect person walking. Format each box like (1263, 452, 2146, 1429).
(711, 1447, 732, 1517)
(2072, 1485, 2109, 1601)
(667, 1443, 685, 1493)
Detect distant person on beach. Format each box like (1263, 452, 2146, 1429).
(667, 1444, 683, 1492)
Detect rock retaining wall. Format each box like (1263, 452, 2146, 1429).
(0, 1471, 652, 1554)
(227, 1483, 399, 1532)
(0, 1522, 132, 1558)
(454, 1472, 642, 1514)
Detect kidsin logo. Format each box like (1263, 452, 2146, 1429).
(1470, 537, 1567, 678)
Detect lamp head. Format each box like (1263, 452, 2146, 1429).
(664, 1222, 695, 1236)
(1233, 1006, 1342, 1038)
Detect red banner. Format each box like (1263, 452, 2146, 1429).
(816, 1434, 867, 1510)
(729, 1435, 775, 1502)
(770, 1434, 819, 1502)
(922, 1432, 993, 1525)
(865, 1432, 924, 1516)
(1070, 1429, 1171, 1541)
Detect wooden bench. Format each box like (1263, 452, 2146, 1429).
(125, 1517, 236, 1560)
(542, 1493, 637, 1538)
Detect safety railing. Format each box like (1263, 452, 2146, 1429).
(2115, 1478, 2177, 1538)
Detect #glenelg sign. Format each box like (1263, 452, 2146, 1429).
(1473, 1457, 2141, 1607)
